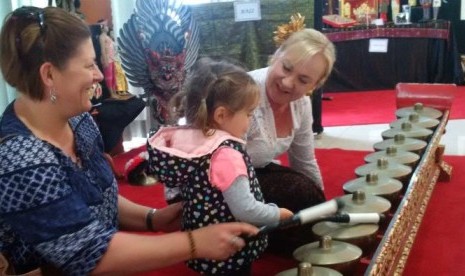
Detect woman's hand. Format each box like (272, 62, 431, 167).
(192, 222, 259, 260)
(153, 202, 182, 232)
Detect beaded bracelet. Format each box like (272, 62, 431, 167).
(145, 208, 157, 232)
(187, 230, 196, 259)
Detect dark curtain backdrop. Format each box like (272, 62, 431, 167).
(314, 0, 465, 55)
(438, 0, 465, 55)
(322, 33, 464, 92)
(190, 0, 314, 71)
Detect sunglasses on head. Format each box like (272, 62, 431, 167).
(12, 6, 46, 36)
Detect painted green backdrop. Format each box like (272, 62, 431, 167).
(191, 0, 314, 71)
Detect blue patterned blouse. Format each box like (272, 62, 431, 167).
(0, 102, 118, 275)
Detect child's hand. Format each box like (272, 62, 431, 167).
(279, 208, 294, 220)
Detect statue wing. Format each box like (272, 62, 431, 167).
(117, 14, 154, 97)
(176, 3, 200, 72)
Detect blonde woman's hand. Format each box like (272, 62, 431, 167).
(192, 222, 259, 260)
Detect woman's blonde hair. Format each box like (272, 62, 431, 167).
(270, 28, 336, 88)
(170, 57, 259, 136)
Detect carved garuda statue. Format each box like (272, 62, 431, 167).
(118, 0, 199, 127)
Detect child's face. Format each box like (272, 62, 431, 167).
(218, 104, 257, 139)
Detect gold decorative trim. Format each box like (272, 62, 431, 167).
(273, 13, 306, 47)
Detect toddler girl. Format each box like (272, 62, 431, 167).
(147, 57, 293, 275)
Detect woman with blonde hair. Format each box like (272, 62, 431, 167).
(246, 28, 336, 255)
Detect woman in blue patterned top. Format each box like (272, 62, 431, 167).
(0, 6, 258, 275)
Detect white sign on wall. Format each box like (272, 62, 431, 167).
(234, 0, 261, 22)
(369, 39, 389, 53)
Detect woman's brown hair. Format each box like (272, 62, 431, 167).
(0, 6, 91, 101)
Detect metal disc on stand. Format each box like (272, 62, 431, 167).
(276, 262, 343, 276)
(293, 235, 362, 275)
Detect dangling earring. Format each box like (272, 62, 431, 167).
(49, 88, 57, 103)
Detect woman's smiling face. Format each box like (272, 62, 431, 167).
(265, 51, 327, 106)
(51, 38, 103, 116)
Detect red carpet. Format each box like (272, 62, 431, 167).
(114, 147, 465, 275)
(322, 86, 465, 126)
(403, 154, 465, 275)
